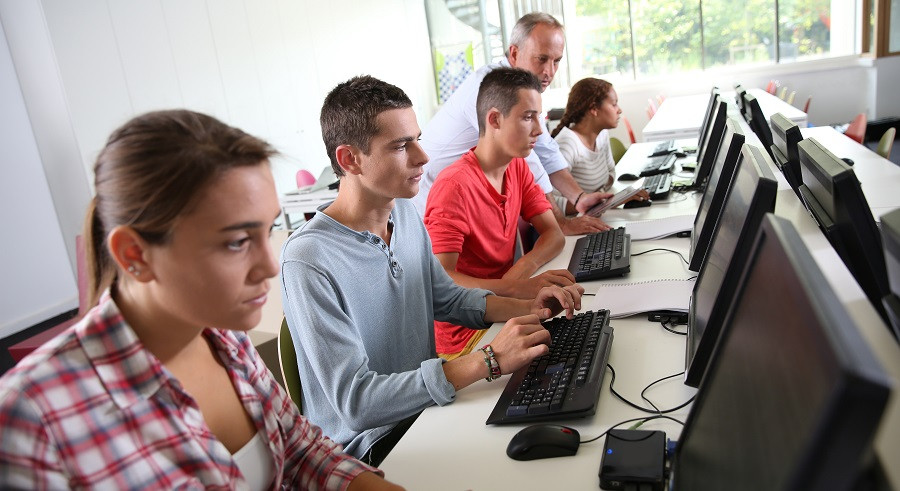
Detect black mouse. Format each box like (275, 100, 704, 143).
(624, 199, 652, 209)
(506, 424, 580, 461)
(841, 157, 854, 166)
(618, 173, 639, 181)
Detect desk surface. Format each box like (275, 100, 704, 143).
(379, 138, 900, 488)
(642, 88, 807, 142)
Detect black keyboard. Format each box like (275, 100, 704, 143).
(643, 173, 672, 199)
(640, 153, 676, 177)
(647, 139, 676, 157)
(567, 228, 631, 282)
(486, 310, 614, 424)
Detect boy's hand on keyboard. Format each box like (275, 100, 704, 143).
(491, 314, 552, 374)
(531, 284, 585, 320)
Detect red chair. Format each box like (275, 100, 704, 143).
(765, 80, 778, 95)
(296, 169, 316, 188)
(803, 96, 812, 114)
(647, 98, 658, 119)
(622, 117, 637, 144)
(844, 113, 867, 144)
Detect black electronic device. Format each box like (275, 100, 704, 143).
(769, 112, 803, 194)
(694, 87, 720, 162)
(879, 208, 900, 341)
(742, 93, 775, 159)
(671, 215, 891, 490)
(506, 424, 580, 461)
(639, 153, 676, 177)
(691, 95, 728, 187)
(642, 173, 671, 199)
(623, 199, 651, 209)
(568, 228, 631, 281)
(684, 144, 777, 387)
(733, 84, 747, 113)
(687, 118, 746, 272)
(486, 310, 613, 424)
(618, 173, 639, 181)
(797, 137, 892, 326)
(599, 430, 665, 491)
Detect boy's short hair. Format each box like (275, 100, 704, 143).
(476, 68, 542, 136)
(320, 75, 412, 176)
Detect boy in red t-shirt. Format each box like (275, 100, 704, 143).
(425, 67, 579, 358)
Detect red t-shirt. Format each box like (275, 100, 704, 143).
(424, 149, 551, 354)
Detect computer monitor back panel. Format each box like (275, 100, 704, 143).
(743, 93, 774, 153)
(695, 87, 720, 154)
(879, 208, 900, 340)
(673, 215, 891, 491)
(688, 118, 745, 272)
(693, 98, 728, 186)
(685, 144, 777, 387)
(734, 84, 747, 113)
(770, 112, 803, 190)
(797, 138, 890, 320)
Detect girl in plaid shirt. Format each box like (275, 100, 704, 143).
(0, 110, 401, 490)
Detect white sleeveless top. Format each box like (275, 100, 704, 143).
(232, 432, 275, 490)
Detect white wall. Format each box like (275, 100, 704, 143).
(0, 0, 435, 337)
(0, 18, 78, 338)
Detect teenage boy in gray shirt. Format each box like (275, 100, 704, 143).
(280, 75, 583, 466)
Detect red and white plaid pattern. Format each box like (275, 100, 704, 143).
(0, 291, 378, 489)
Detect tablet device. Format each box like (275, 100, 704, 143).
(586, 178, 645, 217)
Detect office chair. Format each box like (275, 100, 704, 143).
(778, 86, 789, 100)
(295, 169, 316, 188)
(786, 91, 796, 105)
(278, 317, 303, 413)
(845, 113, 867, 145)
(610, 137, 627, 163)
(803, 96, 812, 114)
(878, 127, 896, 160)
(765, 79, 777, 95)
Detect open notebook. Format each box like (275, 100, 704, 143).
(594, 278, 694, 319)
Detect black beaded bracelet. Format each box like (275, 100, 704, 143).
(573, 191, 585, 206)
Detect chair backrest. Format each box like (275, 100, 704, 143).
(845, 113, 867, 144)
(278, 317, 303, 413)
(610, 137, 627, 163)
(878, 127, 896, 160)
(765, 79, 777, 94)
(803, 96, 812, 113)
(622, 116, 637, 144)
(778, 86, 788, 100)
(295, 169, 316, 188)
(786, 90, 796, 105)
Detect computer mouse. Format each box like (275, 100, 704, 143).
(674, 151, 687, 158)
(841, 157, 855, 166)
(506, 424, 580, 461)
(618, 173, 639, 181)
(624, 199, 652, 209)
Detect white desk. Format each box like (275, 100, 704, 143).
(379, 139, 900, 489)
(642, 88, 807, 142)
(280, 188, 337, 229)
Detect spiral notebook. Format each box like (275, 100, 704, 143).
(594, 278, 694, 319)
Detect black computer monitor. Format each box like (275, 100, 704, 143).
(879, 208, 900, 341)
(743, 93, 774, 158)
(734, 84, 747, 113)
(797, 137, 891, 324)
(769, 112, 803, 193)
(672, 214, 891, 491)
(692, 96, 728, 187)
(688, 117, 745, 272)
(695, 87, 719, 153)
(684, 144, 777, 387)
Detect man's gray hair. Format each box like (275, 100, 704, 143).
(508, 12, 565, 54)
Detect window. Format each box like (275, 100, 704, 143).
(572, 0, 859, 81)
